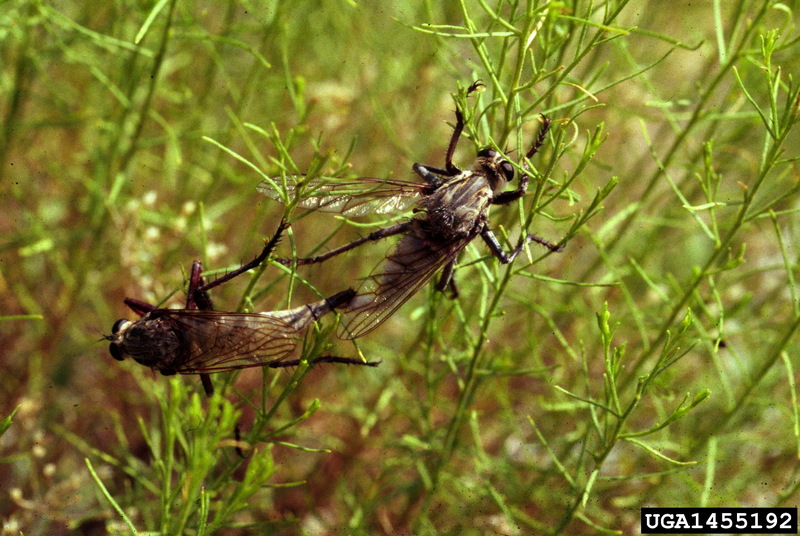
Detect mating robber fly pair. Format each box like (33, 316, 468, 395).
(107, 82, 560, 394)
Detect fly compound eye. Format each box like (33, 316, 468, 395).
(111, 319, 129, 334)
(500, 160, 514, 182)
(477, 148, 496, 159)
(109, 343, 125, 361)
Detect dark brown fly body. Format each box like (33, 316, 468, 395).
(106, 220, 374, 395)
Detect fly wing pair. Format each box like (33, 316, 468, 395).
(120, 310, 300, 374)
(259, 178, 476, 339)
(258, 176, 422, 217)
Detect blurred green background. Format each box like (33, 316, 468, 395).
(2, 1, 800, 534)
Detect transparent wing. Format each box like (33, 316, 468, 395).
(258, 176, 423, 217)
(339, 229, 472, 339)
(158, 310, 301, 373)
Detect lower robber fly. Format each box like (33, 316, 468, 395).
(259, 84, 562, 339)
(106, 220, 376, 396)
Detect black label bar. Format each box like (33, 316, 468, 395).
(641, 507, 797, 534)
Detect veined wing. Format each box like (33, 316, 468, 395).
(339, 229, 472, 339)
(258, 176, 423, 217)
(156, 310, 301, 373)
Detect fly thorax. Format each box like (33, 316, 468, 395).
(426, 205, 483, 239)
(120, 316, 183, 371)
(422, 174, 492, 239)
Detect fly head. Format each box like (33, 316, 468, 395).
(475, 148, 514, 191)
(108, 319, 131, 361)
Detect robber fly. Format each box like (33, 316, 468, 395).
(259, 84, 560, 339)
(106, 220, 375, 396)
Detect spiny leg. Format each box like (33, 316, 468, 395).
(412, 104, 468, 179)
(491, 184, 527, 206)
(492, 115, 551, 206)
(525, 114, 551, 161)
(196, 219, 288, 295)
(200, 374, 214, 397)
(411, 96, 478, 185)
(281, 222, 411, 266)
(528, 234, 564, 253)
(444, 108, 466, 175)
(442, 82, 485, 174)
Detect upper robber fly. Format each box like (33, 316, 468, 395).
(259, 84, 561, 339)
(105, 220, 375, 396)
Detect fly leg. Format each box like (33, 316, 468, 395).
(123, 297, 157, 316)
(195, 219, 288, 296)
(526, 114, 551, 162)
(412, 163, 445, 190)
(492, 115, 550, 206)
(480, 226, 527, 264)
(412, 106, 468, 182)
(480, 225, 563, 265)
(281, 222, 411, 266)
(491, 184, 527, 206)
(268, 356, 380, 369)
(435, 258, 460, 298)
(444, 108, 466, 175)
(186, 260, 212, 310)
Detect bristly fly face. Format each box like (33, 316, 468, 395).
(475, 147, 516, 189)
(259, 85, 557, 339)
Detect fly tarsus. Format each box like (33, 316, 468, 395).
(528, 234, 564, 253)
(467, 79, 486, 95)
(493, 115, 551, 206)
(526, 114, 551, 160)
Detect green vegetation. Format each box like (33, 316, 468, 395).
(2, 0, 799, 534)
